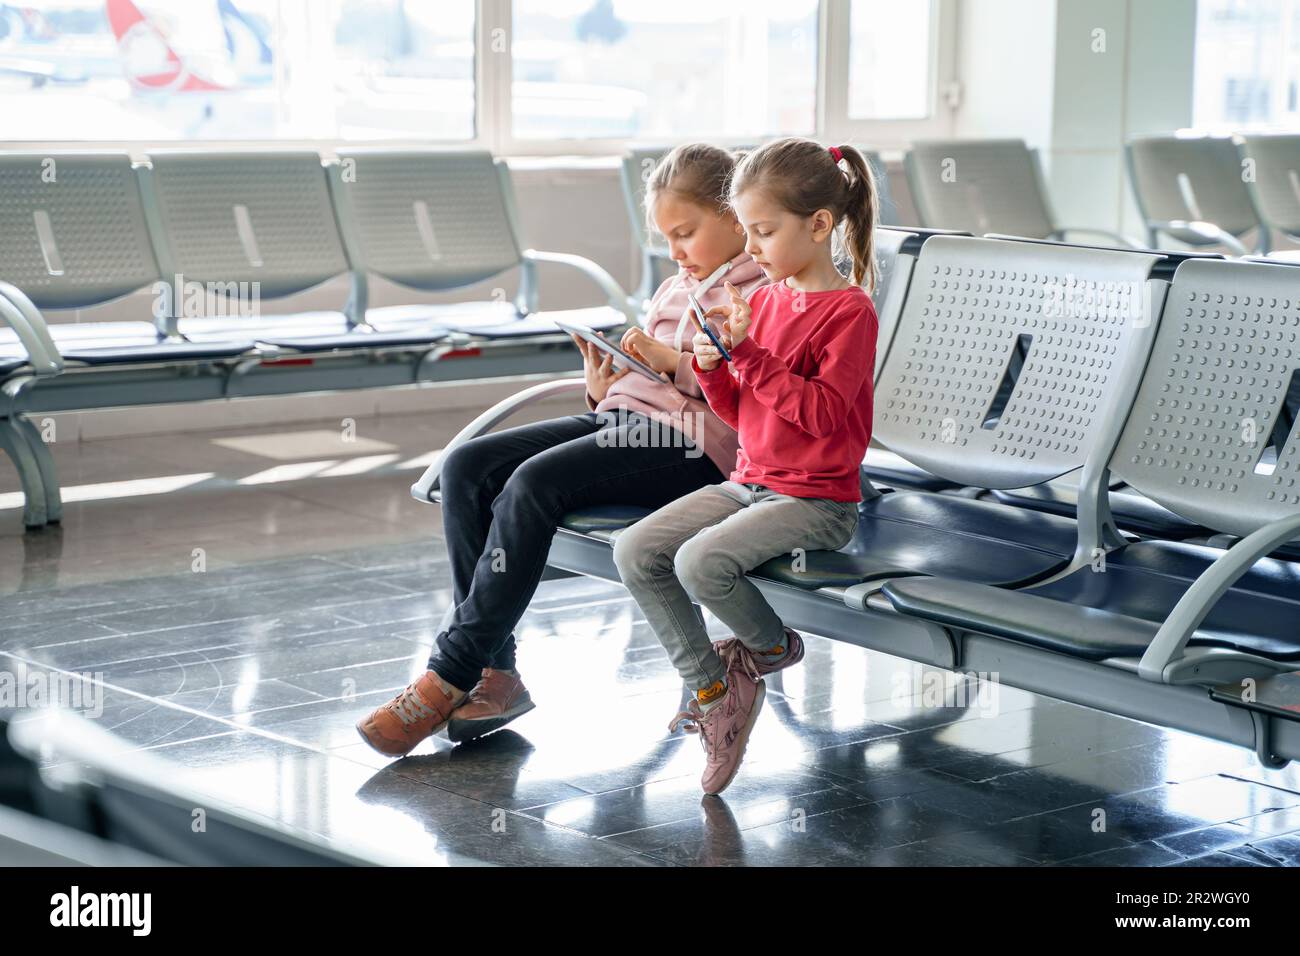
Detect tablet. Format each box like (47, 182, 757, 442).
(553, 318, 664, 383)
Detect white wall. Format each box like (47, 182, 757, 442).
(953, 0, 1058, 149)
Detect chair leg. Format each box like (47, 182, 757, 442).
(0, 416, 48, 528)
(14, 415, 61, 524)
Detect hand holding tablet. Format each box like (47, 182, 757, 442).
(554, 318, 668, 384)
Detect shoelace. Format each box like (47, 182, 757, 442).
(720, 640, 764, 683)
(668, 699, 712, 751)
(391, 682, 439, 726)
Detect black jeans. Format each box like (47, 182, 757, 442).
(428, 408, 725, 692)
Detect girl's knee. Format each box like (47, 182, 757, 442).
(612, 525, 653, 578)
(674, 536, 736, 599)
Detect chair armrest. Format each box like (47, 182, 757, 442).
(410, 377, 588, 503)
(1147, 219, 1250, 256)
(0, 284, 62, 375)
(1137, 512, 1300, 683)
(1051, 227, 1145, 250)
(516, 249, 637, 324)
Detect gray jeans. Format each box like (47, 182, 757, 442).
(612, 480, 860, 691)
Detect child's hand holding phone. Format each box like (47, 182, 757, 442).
(703, 281, 753, 349)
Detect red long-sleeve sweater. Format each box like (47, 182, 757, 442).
(691, 281, 877, 501)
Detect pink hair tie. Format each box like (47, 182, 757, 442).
(828, 145, 843, 163)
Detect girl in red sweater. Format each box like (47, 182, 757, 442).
(612, 138, 880, 795)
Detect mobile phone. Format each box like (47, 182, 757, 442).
(687, 293, 732, 362)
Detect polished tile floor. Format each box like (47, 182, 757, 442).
(3, 409, 1300, 866)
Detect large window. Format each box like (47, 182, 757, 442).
(847, 0, 933, 120)
(1, 0, 953, 148)
(0, 0, 476, 140)
(511, 0, 819, 141)
(1194, 0, 1300, 131)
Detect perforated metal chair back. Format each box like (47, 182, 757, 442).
(621, 147, 672, 255)
(870, 227, 918, 379)
(0, 152, 160, 309)
(1126, 136, 1260, 246)
(873, 235, 1164, 489)
(1110, 258, 1300, 537)
(139, 151, 349, 300)
(904, 139, 1056, 239)
(1238, 133, 1300, 237)
(329, 149, 523, 291)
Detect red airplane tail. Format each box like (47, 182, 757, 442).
(106, 0, 226, 92)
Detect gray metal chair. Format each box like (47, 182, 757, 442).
(1126, 134, 1264, 255)
(620, 146, 675, 310)
(0, 152, 265, 527)
(329, 148, 633, 339)
(885, 254, 1300, 765)
(905, 138, 1139, 247)
(1237, 133, 1300, 255)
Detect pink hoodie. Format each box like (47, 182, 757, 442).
(585, 253, 768, 478)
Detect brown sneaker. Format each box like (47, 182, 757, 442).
(356, 670, 462, 757)
(668, 658, 766, 795)
(715, 626, 805, 677)
(446, 668, 536, 743)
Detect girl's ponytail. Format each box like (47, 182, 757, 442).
(834, 146, 880, 294)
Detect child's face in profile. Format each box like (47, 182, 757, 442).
(652, 192, 746, 280)
(733, 188, 834, 284)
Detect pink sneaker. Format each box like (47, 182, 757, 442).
(668, 655, 766, 795)
(715, 626, 805, 677)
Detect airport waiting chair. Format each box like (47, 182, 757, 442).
(0, 150, 635, 528)
(884, 254, 1300, 765)
(1126, 134, 1264, 255)
(904, 138, 1139, 247)
(0, 152, 268, 527)
(620, 146, 676, 310)
(327, 148, 633, 340)
(142, 149, 632, 349)
(1237, 133, 1300, 258)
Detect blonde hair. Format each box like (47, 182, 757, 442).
(643, 143, 740, 233)
(728, 137, 879, 293)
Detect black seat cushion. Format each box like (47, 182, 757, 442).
(883, 539, 1300, 663)
(988, 483, 1206, 539)
(440, 309, 625, 339)
(257, 328, 451, 352)
(751, 491, 1079, 590)
(561, 504, 652, 534)
(61, 341, 258, 364)
(0, 320, 258, 365)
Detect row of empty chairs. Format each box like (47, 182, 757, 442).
(415, 227, 1300, 770)
(901, 133, 1300, 260)
(0, 149, 638, 528)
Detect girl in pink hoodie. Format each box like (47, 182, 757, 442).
(357, 144, 767, 757)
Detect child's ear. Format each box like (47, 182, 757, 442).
(811, 209, 835, 243)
